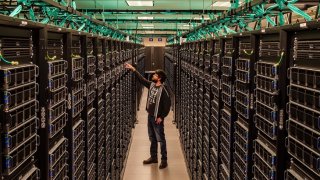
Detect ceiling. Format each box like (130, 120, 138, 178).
(74, 0, 230, 37)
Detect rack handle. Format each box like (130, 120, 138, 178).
(36, 100, 39, 112)
(285, 137, 289, 147)
(35, 117, 39, 130)
(36, 135, 40, 146)
(64, 61, 68, 71)
(35, 65, 39, 77)
(36, 83, 39, 95)
(6, 70, 11, 86)
(252, 164, 255, 174)
(5, 92, 11, 110)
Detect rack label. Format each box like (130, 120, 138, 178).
(279, 109, 284, 130)
(41, 107, 46, 128)
(68, 93, 71, 109)
(250, 94, 254, 109)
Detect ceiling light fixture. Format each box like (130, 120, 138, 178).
(141, 23, 154, 27)
(126, 1, 154, 7)
(142, 26, 154, 29)
(193, 17, 210, 20)
(138, 16, 154, 20)
(211, 1, 231, 7)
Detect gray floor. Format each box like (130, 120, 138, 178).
(123, 88, 189, 180)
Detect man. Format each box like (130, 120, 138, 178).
(124, 63, 171, 169)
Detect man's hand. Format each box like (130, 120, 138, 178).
(124, 63, 136, 72)
(155, 117, 162, 125)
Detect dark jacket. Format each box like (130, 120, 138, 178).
(134, 70, 171, 119)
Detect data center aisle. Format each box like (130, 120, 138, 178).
(123, 88, 189, 180)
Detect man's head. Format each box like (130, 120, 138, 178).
(152, 69, 167, 84)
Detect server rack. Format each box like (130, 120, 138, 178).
(82, 36, 97, 180)
(169, 13, 320, 180)
(210, 38, 221, 180)
(38, 29, 69, 180)
(180, 42, 190, 172)
(177, 40, 212, 180)
(252, 32, 288, 180)
(178, 43, 187, 150)
(219, 37, 237, 180)
(0, 26, 40, 180)
(233, 35, 256, 180)
(285, 29, 320, 179)
(115, 41, 121, 180)
(196, 41, 205, 180)
(65, 33, 86, 180)
(164, 46, 175, 106)
(173, 35, 289, 180)
(105, 39, 112, 179)
(202, 40, 212, 180)
(0, 14, 143, 180)
(94, 38, 106, 180)
(134, 45, 145, 113)
(109, 40, 118, 179)
(164, 44, 179, 129)
(174, 45, 181, 129)
(191, 42, 199, 180)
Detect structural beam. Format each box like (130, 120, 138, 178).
(120, 28, 189, 31)
(78, 9, 222, 15)
(137, 34, 172, 37)
(97, 19, 204, 23)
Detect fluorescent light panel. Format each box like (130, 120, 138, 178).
(142, 26, 154, 29)
(141, 23, 154, 27)
(211, 1, 231, 7)
(138, 16, 154, 20)
(193, 17, 210, 20)
(126, 1, 153, 6)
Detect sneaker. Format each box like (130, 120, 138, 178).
(143, 157, 158, 164)
(159, 160, 168, 169)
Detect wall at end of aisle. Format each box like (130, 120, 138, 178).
(143, 37, 167, 47)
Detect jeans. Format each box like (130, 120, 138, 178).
(148, 114, 167, 160)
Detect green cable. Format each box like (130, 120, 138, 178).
(102, 13, 105, 22)
(287, 2, 312, 21)
(46, 52, 57, 61)
(278, 12, 285, 25)
(71, 1, 77, 10)
(40, 18, 50, 24)
(70, 22, 75, 29)
(59, 14, 71, 27)
(9, 5, 22, 17)
(0, 54, 19, 65)
(192, 22, 196, 28)
(276, 0, 285, 25)
(29, 7, 36, 21)
(318, 2, 320, 19)
(229, 0, 239, 10)
(209, 13, 215, 21)
(60, 0, 68, 7)
(275, 51, 284, 66)
(243, 49, 253, 55)
(256, 19, 262, 30)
